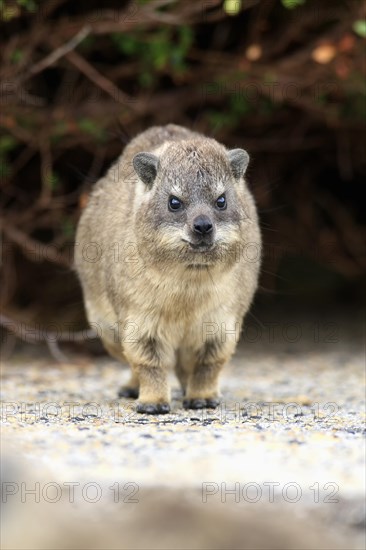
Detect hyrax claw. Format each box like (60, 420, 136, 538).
(183, 398, 220, 410)
(136, 402, 171, 415)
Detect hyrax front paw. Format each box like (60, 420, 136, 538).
(183, 397, 220, 410)
(136, 402, 171, 415)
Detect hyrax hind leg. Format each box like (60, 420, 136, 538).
(84, 299, 140, 398)
(181, 336, 237, 410)
(102, 339, 139, 399)
(175, 351, 190, 396)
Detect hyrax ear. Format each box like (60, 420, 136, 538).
(133, 152, 159, 187)
(227, 149, 250, 180)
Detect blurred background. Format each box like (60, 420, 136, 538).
(0, 0, 365, 336)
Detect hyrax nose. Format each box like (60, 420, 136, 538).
(193, 215, 213, 235)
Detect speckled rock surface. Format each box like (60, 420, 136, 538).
(1, 309, 365, 549)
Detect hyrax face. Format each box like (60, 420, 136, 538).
(133, 139, 251, 268)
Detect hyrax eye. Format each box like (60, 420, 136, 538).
(216, 194, 226, 210)
(168, 196, 183, 211)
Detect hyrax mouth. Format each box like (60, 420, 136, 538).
(187, 264, 209, 269)
(181, 239, 214, 252)
(190, 242, 214, 251)
(181, 239, 217, 269)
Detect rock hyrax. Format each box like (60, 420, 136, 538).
(74, 124, 261, 414)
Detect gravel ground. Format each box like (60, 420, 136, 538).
(1, 308, 365, 549)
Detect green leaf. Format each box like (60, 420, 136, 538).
(224, 0, 242, 16)
(230, 94, 250, 116)
(45, 171, 60, 190)
(0, 136, 17, 152)
(51, 122, 68, 144)
(78, 118, 106, 141)
(0, 157, 10, 178)
(353, 20, 366, 38)
(79, 35, 95, 51)
(62, 218, 75, 238)
(18, 0, 37, 11)
(10, 48, 23, 64)
(139, 71, 155, 88)
(281, 0, 305, 9)
(1, 5, 19, 20)
(178, 25, 193, 51)
(207, 110, 236, 131)
(111, 34, 139, 55)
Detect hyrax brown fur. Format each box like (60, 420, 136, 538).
(74, 124, 261, 414)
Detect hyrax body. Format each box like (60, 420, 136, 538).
(74, 124, 261, 414)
